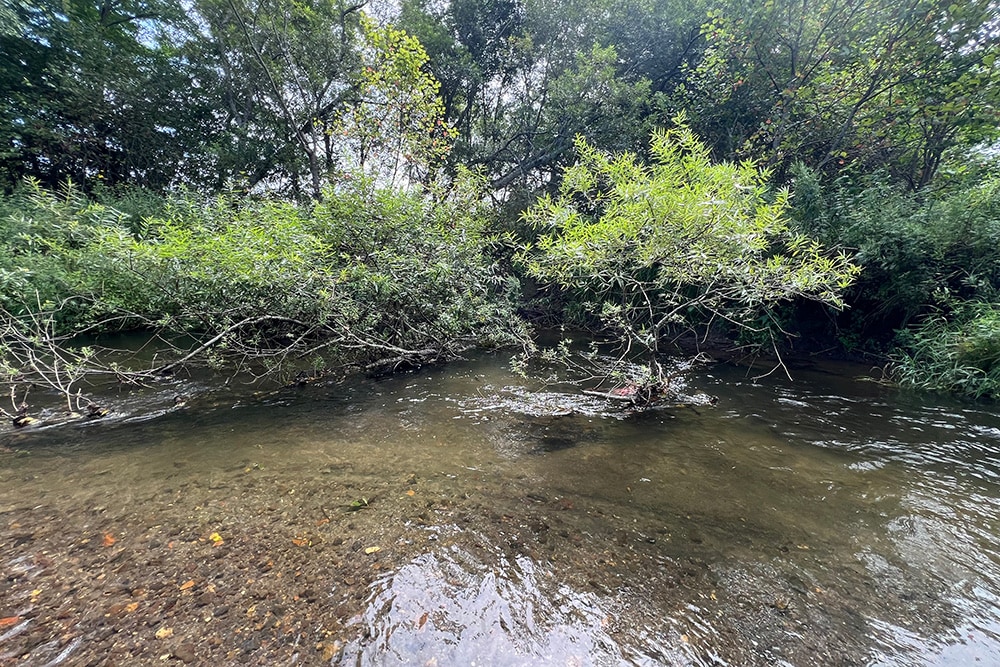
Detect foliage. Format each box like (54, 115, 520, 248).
(892, 303, 1000, 400)
(399, 0, 525, 135)
(7, 0, 1000, 404)
(334, 19, 458, 188)
(517, 120, 860, 370)
(399, 0, 678, 194)
(0, 177, 524, 386)
(0, 0, 220, 191)
(187, 2, 459, 198)
(678, 0, 1000, 187)
(1, 0, 456, 197)
(193, 0, 364, 198)
(398, 0, 527, 163)
(791, 162, 1000, 344)
(7, 0, 999, 201)
(0, 180, 133, 326)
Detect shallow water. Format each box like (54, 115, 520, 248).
(2, 354, 1000, 666)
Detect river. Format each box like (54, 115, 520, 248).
(1, 353, 999, 666)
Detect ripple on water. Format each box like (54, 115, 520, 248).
(340, 546, 625, 666)
(6, 353, 1000, 666)
(338, 544, 711, 667)
(456, 384, 627, 420)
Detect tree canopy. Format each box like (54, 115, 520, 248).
(4, 0, 999, 195)
(4, 0, 1000, 406)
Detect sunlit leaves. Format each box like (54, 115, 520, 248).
(334, 19, 458, 187)
(519, 119, 860, 349)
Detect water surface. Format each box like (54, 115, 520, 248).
(1, 354, 999, 666)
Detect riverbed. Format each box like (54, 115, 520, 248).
(1, 354, 999, 665)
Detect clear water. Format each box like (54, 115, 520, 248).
(2, 354, 999, 666)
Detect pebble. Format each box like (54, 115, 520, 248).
(172, 643, 197, 663)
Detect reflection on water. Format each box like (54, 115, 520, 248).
(2, 354, 1000, 665)
(342, 546, 640, 667)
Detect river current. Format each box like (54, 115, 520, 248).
(1, 353, 999, 665)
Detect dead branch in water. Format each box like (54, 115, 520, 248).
(0, 298, 463, 424)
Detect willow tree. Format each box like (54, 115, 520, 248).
(517, 118, 860, 391)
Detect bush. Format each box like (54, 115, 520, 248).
(0, 174, 524, 375)
(0, 180, 135, 326)
(519, 123, 859, 356)
(891, 303, 1000, 400)
(790, 163, 1000, 347)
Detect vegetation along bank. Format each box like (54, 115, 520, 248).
(3, 0, 1000, 421)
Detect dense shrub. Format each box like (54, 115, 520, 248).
(0, 175, 523, 374)
(790, 164, 1000, 348)
(517, 123, 859, 391)
(790, 161, 1000, 397)
(0, 180, 131, 326)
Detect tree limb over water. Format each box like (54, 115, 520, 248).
(0, 298, 488, 427)
(514, 121, 861, 403)
(0, 176, 525, 427)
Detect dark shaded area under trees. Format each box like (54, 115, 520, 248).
(3, 0, 1000, 416)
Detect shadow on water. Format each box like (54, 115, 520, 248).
(2, 353, 1000, 665)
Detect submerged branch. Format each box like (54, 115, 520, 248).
(0, 298, 474, 427)
(150, 315, 316, 376)
(516, 339, 716, 411)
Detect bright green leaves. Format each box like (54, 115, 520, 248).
(519, 119, 860, 350)
(893, 303, 1000, 400)
(1, 174, 524, 375)
(335, 19, 458, 187)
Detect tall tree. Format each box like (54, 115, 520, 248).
(0, 0, 218, 190)
(334, 19, 457, 188)
(399, 0, 696, 195)
(196, 2, 452, 196)
(195, 0, 366, 198)
(678, 0, 1000, 187)
(398, 0, 526, 165)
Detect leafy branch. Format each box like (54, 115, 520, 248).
(516, 119, 861, 403)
